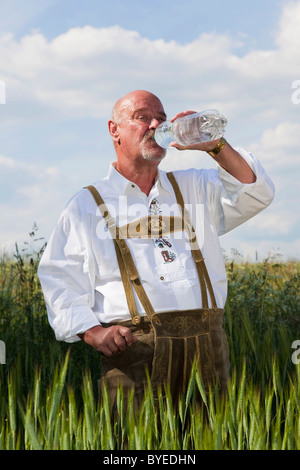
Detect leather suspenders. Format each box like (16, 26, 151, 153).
(84, 172, 219, 325)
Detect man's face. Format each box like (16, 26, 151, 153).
(113, 91, 167, 164)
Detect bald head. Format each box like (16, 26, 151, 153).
(108, 89, 167, 165)
(111, 90, 164, 124)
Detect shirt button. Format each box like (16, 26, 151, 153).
(131, 184, 135, 188)
(160, 276, 164, 281)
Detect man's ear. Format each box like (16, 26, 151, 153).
(108, 120, 120, 144)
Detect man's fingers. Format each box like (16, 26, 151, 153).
(170, 110, 197, 123)
(81, 324, 137, 356)
(118, 326, 137, 347)
(114, 332, 128, 352)
(101, 344, 114, 357)
(104, 326, 137, 356)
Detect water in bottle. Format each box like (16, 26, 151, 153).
(154, 109, 227, 149)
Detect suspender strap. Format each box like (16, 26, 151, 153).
(84, 170, 219, 322)
(116, 240, 156, 321)
(166, 172, 218, 311)
(84, 185, 142, 325)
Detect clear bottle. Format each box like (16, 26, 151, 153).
(154, 109, 227, 149)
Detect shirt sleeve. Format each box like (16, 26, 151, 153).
(202, 148, 275, 235)
(38, 197, 100, 343)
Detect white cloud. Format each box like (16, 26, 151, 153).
(0, 154, 16, 168)
(227, 2, 300, 78)
(0, 2, 299, 126)
(0, 25, 236, 118)
(248, 121, 300, 169)
(0, 153, 63, 250)
(0, 153, 59, 179)
(276, 0, 300, 53)
(247, 207, 298, 235)
(160, 147, 216, 172)
(1, 1, 300, 259)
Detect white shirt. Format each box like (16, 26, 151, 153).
(38, 149, 275, 343)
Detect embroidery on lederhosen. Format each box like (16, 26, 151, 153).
(149, 198, 177, 263)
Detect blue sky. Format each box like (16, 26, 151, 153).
(0, 0, 282, 49)
(0, 0, 299, 261)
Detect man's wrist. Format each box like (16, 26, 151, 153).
(206, 137, 227, 157)
(78, 324, 103, 341)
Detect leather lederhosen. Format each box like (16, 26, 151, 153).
(85, 172, 230, 405)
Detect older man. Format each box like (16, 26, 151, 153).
(38, 90, 274, 405)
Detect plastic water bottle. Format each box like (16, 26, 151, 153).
(154, 109, 227, 149)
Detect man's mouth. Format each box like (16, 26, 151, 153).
(143, 132, 156, 145)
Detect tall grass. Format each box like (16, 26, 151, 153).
(0, 227, 299, 449)
(1, 355, 300, 450)
(224, 259, 300, 388)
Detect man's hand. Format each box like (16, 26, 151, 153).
(79, 324, 137, 357)
(169, 110, 256, 183)
(169, 110, 221, 152)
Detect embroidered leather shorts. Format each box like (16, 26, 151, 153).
(98, 308, 230, 407)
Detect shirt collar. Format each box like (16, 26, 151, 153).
(108, 161, 172, 196)
(108, 162, 129, 195)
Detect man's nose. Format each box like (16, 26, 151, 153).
(149, 118, 161, 129)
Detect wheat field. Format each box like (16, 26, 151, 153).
(0, 229, 299, 450)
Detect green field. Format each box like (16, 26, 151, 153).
(0, 231, 300, 450)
